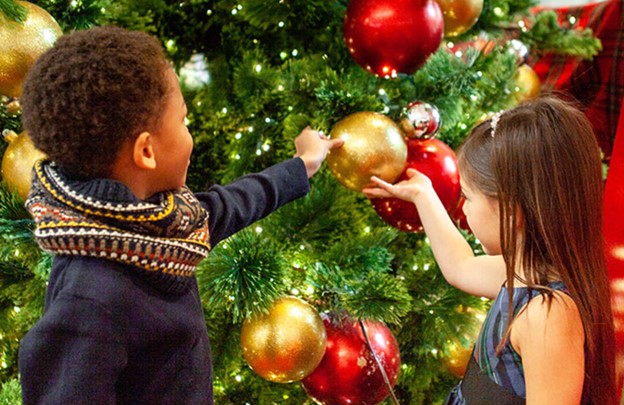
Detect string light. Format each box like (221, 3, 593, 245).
(255, 226, 263, 233)
(235, 132, 242, 139)
(254, 64, 262, 73)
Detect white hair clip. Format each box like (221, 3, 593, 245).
(490, 111, 503, 138)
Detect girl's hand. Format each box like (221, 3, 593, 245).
(362, 168, 433, 202)
(294, 126, 344, 178)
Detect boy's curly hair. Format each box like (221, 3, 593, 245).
(21, 26, 170, 180)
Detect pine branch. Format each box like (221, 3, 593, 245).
(343, 271, 412, 325)
(0, 0, 26, 22)
(197, 229, 288, 323)
(0, 378, 21, 405)
(521, 10, 602, 59)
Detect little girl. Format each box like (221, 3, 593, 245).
(363, 97, 616, 404)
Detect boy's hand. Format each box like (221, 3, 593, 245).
(294, 127, 344, 178)
(362, 168, 434, 203)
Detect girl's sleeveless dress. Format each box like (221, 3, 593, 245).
(445, 281, 568, 404)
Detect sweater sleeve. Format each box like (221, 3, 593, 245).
(196, 157, 310, 245)
(18, 294, 127, 405)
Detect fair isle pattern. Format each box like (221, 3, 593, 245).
(472, 281, 568, 397)
(27, 160, 211, 285)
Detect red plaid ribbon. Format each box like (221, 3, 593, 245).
(532, 0, 624, 159)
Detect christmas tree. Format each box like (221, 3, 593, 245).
(0, 0, 603, 403)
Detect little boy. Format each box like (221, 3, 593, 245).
(18, 26, 342, 404)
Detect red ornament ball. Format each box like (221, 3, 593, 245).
(301, 314, 401, 405)
(343, 0, 444, 77)
(371, 138, 461, 232)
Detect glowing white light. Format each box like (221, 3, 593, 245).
(255, 226, 263, 233)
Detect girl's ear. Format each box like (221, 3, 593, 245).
(132, 132, 157, 170)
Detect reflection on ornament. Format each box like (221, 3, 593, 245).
(400, 101, 441, 140)
(437, 0, 484, 37)
(1, 130, 46, 200)
(302, 314, 401, 405)
(327, 112, 407, 192)
(240, 296, 326, 383)
(507, 39, 529, 66)
(513, 64, 540, 102)
(371, 138, 460, 232)
(0, 1, 63, 98)
(343, 0, 444, 76)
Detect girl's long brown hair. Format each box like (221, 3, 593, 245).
(458, 96, 616, 404)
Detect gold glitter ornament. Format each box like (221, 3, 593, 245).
(437, 0, 483, 37)
(241, 296, 327, 383)
(1, 130, 46, 200)
(0, 1, 63, 98)
(327, 112, 407, 192)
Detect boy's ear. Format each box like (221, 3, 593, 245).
(133, 132, 157, 170)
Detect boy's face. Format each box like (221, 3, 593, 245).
(149, 67, 193, 192)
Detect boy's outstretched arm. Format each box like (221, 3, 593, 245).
(363, 169, 505, 299)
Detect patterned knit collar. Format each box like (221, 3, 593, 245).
(26, 160, 211, 295)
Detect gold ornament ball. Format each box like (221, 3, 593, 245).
(326, 112, 407, 192)
(440, 306, 486, 378)
(241, 296, 327, 383)
(437, 0, 484, 37)
(0, 1, 63, 98)
(513, 64, 541, 103)
(441, 338, 474, 378)
(1, 131, 46, 200)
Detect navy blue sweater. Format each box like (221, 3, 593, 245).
(18, 158, 310, 405)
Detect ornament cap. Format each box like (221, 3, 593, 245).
(3, 130, 19, 143)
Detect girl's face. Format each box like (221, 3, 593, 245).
(460, 179, 502, 255)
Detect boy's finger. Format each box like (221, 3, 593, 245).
(329, 138, 344, 148)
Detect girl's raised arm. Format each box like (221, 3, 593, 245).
(364, 169, 505, 299)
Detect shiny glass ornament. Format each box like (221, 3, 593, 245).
(437, 0, 484, 37)
(241, 296, 326, 383)
(1, 130, 46, 200)
(327, 112, 407, 192)
(399, 101, 441, 140)
(371, 138, 460, 232)
(302, 314, 401, 405)
(507, 39, 529, 66)
(513, 64, 541, 102)
(343, 0, 444, 77)
(0, 1, 63, 97)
